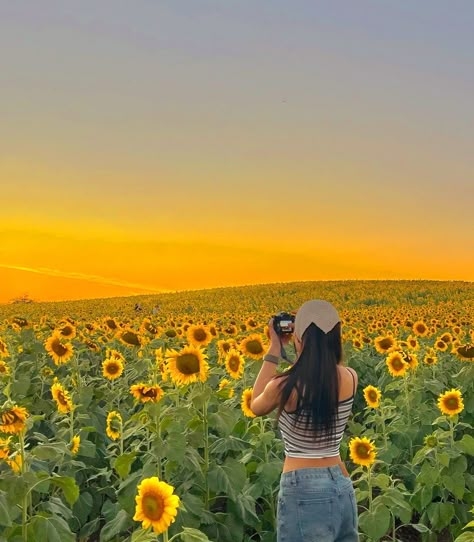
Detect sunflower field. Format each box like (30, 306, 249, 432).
(0, 280, 473, 542)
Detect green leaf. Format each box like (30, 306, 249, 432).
(458, 434, 474, 456)
(442, 473, 465, 500)
(427, 502, 455, 530)
(112, 453, 137, 480)
(208, 405, 238, 437)
(99, 509, 131, 541)
(208, 458, 247, 501)
(181, 493, 204, 518)
(420, 485, 433, 509)
(454, 533, 474, 542)
(0, 492, 12, 527)
(179, 527, 212, 541)
(418, 461, 438, 486)
(359, 504, 391, 541)
(73, 491, 93, 526)
(372, 474, 391, 490)
(130, 529, 158, 542)
(32, 444, 65, 461)
(256, 462, 282, 488)
(437, 451, 450, 467)
(411, 523, 431, 533)
(49, 476, 79, 506)
(77, 439, 96, 458)
(27, 513, 75, 542)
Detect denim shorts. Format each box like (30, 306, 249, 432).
(277, 466, 359, 542)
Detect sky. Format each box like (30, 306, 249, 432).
(1, 1, 473, 302)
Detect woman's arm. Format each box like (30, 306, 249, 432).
(250, 318, 291, 416)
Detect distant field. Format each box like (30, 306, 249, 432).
(0, 280, 473, 541)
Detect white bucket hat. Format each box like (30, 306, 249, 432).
(294, 299, 341, 339)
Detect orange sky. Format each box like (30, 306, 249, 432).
(1, 3, 473, 302)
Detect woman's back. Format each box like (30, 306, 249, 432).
(279, 366, 357, 459)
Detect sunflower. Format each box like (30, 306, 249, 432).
(0, 339, 9, 358)
(225, 349, 245, 380)
(51, 379, 74, 414)
(58, 323, 77, 340)
(84, 339, 100, 352)
(218, 378, 235, 399)
(406, 335, 420, 350)
(401, 351, 418, 370)
(0, 360, 10, 376)
(245, 317, 259, 329)
(241, 388, 256, 418)
(455, 344, 474, 361)
(437, 389, 464, 417)
(374, 335, 397, 354)
(439, 332, 453, 344)
(140, 318, 160, 337)
(71, 435, 80, 455)
(118, 329, 142, 347)
(363, 385, 381, 408)
(412, 320, 429, 337)
(0, 438, 9, 460)
(386, 351, 409, 377)
(164, 328, 177, 338)
(0, 406, 29, 434)
(423, 349, 438, 365)
(352, 338, 363, 350)
(239, 334, 267, 360)
(155, 352, 169, 382)
(44, 334, 74, 365)
(106, 411, 122, 440)
(349, 436, 377, 467)
(434, 338, 449, 352)
(424, 434, 438, 448)
(130, 383, 164, 403)
(186, 324, 212, 347)
(217, 339, 237, 359)
(7, 453, 22, 474)
(133, 477, 180, 534)
(223, 324, 238, 336)
(103, 317, 119, 332)
(166, 345, 209, 386)
(102, 357, 124, 380)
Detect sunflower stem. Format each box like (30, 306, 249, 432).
(260, 417, 276, 529)
(70, 406, 74, 443)
(203, 398, 210, 510)
(402, 374, 413, 458)
(162, 529, 169, 542)
(449, 417, 455, 448)
(119, 420, 124, 456)
(367, 464, 373, 514)
(155, 402, 162, 479)
(19, 430, 28, 541)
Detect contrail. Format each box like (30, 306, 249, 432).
(0, 263, 167, 293)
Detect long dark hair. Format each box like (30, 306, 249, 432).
(275, 322, 343, 441)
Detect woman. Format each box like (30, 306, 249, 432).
(250, 299, 359, 542)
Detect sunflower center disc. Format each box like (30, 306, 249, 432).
(177, 354, 200, 375)
(143, 493, 164, 521)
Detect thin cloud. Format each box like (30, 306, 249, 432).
(0, 264, 167, 293)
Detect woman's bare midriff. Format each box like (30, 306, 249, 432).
(280, 365, 356, 478)
(283, 455, 350, 477)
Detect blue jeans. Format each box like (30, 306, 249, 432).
(277, 466, 359, 542)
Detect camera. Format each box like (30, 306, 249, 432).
(273, 311, 295, 335)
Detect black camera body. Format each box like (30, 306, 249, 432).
(273, 311, 295, 335)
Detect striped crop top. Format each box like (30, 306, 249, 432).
(278, 369, 356, 458)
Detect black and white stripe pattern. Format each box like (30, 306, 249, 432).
(278, 395, 354, 458)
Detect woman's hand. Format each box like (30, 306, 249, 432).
(267, 318, 294, 353)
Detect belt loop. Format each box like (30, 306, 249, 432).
(291, 470, 297, 486)
(328, 466, 335, 480)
